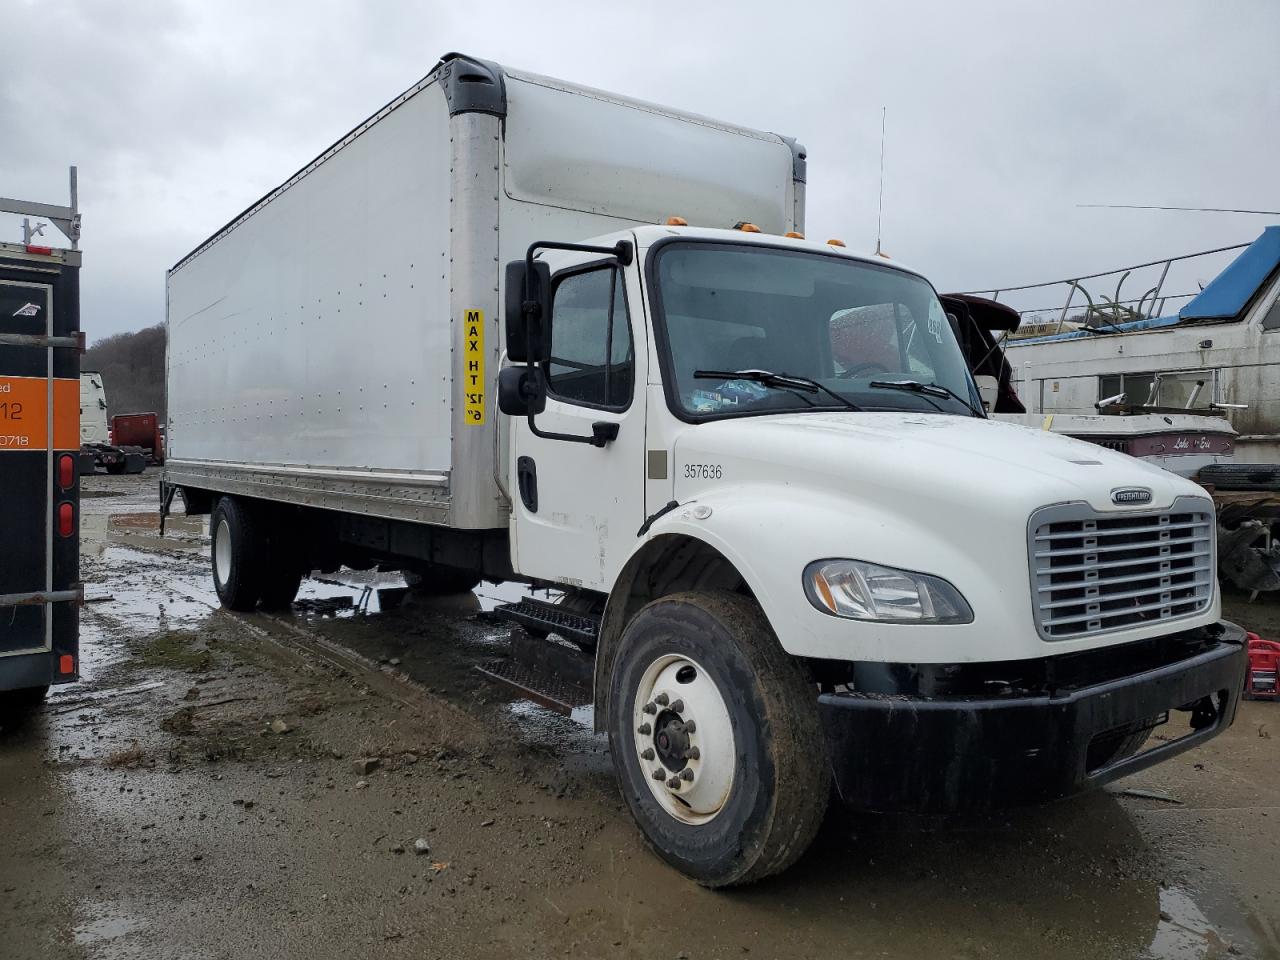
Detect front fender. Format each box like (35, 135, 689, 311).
(632, 485, 1033, 663)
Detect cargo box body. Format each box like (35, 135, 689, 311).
(165, 54, 802, 531)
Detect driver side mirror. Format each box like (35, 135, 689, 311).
(504, 259, 552, 363)
(498, 365, 547, 416)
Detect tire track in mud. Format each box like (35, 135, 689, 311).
(156, 573, 494, 733)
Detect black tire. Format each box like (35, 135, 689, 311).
(105, 460, 125, 475)
(259, 567, 303, 610)
(2, 684, 49, 709)
(0, 685, 49, 728)
(257, 515, 304, 611)
(211, 498, 264, 611)
(404, 565, 481, 596)
(607, 591, 829, 887)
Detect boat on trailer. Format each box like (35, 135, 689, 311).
(944, 227, 1280, 594)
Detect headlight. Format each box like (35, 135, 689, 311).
(803, 559, 973, 624)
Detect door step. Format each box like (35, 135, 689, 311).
(475, 619, 594, 717)
(490, 598, 600, 648)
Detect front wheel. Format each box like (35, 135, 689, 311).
(607, 591, 829, 887)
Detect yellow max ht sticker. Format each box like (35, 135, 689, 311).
(463, 309, 485, 426)
(0, 376, 79, 451)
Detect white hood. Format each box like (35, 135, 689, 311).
(674, 411, 1197, 518)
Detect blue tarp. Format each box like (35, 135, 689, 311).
(1007, 225, 1280, 347)
(1179, 225, 1280, 320)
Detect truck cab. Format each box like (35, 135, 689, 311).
(498, 221, 1244, 881)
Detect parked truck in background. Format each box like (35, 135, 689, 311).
(111, 412, 164, 464)
(163, 54, 1247, 885)
(0, 173, 82, 712)
(79, 371, 146, 475)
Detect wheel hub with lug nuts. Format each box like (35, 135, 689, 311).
(632, 654, 735, 824)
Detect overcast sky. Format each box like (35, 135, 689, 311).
(3, 0, 1277, 340)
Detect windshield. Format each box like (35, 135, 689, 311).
(651, 242, 978, 418)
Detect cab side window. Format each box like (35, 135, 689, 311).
(546, 268, 633, 409)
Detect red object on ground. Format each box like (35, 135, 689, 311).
(1244, 632, 1280, 701)
(110, 412, 164, 463)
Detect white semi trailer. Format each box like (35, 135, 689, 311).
(165, 53, 1247, 886)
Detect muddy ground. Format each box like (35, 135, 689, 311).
(2, 472, 1279, 960)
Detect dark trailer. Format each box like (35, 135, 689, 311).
(0, 175, 82, 706)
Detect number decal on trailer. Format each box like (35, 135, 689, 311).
(683, 463, 723, 479)
(0, 377, 77, 451)
(463, 309, 485, 426)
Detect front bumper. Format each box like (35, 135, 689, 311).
(818, 622, 1248, 813)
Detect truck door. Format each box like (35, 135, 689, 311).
(511, 260, 647, 590)
(0, 270, 79, 680)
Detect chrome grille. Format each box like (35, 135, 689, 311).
(1030, 498, 1214, 640)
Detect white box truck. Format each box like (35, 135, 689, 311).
(164, 53, 1247, 886)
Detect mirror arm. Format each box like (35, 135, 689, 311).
(525, 239, 633, 272)
(526, 410, 617, 447)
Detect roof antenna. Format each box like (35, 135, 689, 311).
(874, 107, 888, 258)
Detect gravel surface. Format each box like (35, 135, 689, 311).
(1, 472, 1278, 959)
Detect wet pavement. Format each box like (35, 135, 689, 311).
(2, 472, 1279, 959)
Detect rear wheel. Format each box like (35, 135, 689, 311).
(211, 498, 264, 611)
(607, 591, 829, 887)
(258, 515, 304, 611)
(259, 566, 303, 610)
(1, 685, 49, 709)
(0, 685, 49, 728)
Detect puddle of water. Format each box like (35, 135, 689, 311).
(83, 547, 217, 626)
(80, 511, 209, 559)
(297, 574, 405, 617)
(508, 698, 594, 732)
(506, 700, 611, 777)
(73, 909, 148, 946)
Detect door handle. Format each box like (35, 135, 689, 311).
(517, 456, 538, 513)
(590, 422, 619, 446)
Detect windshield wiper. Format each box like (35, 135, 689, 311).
(868, 379, 985, 418)
(694, 369, 863, 412)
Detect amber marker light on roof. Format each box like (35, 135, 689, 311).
(665, 216, 688, 226)
(733, 222, 763, 233)
(827, 239, 847, 247)
(784, 231, 805, 239)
